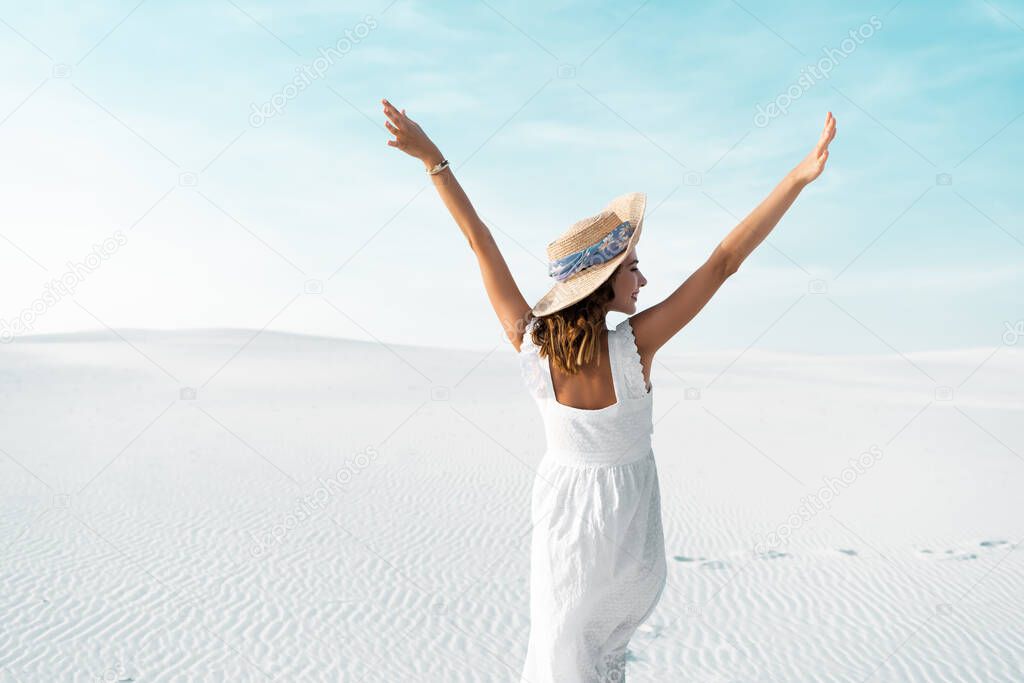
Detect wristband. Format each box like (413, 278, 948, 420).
(427, 159, 450, 175)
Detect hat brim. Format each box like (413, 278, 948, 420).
(530, 192, 646, 317)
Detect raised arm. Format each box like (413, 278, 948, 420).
(382, 98, 532, 347)
(632, 112, 837, 357)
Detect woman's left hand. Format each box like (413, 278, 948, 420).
(791, 112, 837, 187)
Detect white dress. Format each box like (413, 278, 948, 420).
(518, 317, 667, 683)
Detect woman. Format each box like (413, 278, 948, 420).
(382, 97, 836, 681)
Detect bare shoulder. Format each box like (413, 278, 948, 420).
(627, 254, 731, 356)
(621, 313, 656, 359)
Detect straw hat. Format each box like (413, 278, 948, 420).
(530, 191, 647, 317)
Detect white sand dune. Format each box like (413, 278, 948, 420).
(1, 329, 1022, 681)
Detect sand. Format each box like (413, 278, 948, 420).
(1, 328, 1022, 681)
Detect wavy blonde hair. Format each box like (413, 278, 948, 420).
(528, 274, 618, 375)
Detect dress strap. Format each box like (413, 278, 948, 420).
(518, 317, 552, 400)
(613, 317, 651, 399)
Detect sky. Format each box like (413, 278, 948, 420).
(1, 0, 1022, 356)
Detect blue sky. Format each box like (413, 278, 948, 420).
(1, 0, 1022, 355)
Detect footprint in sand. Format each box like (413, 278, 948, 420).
(837, 548, 858, 556)
(760, 549, 789, 559)
(951, 553, 978, 561)
(980, 540, 1008, 548)
(700, 560, 729, 570)
(920, 548, 978, 561)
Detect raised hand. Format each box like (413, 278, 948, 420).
(382, 98, 441, 163)
(791, 112, 837, 187)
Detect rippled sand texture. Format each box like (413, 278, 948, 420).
(1, 330, 1022, 681)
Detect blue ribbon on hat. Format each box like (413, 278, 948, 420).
(548, 220, 634, 282)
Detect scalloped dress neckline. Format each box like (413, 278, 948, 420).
(545, 327, 620, 413)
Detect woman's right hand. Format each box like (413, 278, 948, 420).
(789, 111, 836, 188)
(382, 98, 441, 164)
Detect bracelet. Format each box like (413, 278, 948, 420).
(426, 158, 450, 175)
